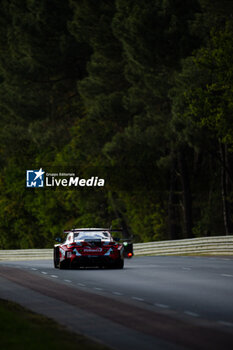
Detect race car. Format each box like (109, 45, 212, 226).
(54, 228, 132, 269)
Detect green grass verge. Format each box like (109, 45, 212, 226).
(0, 299, 109, 350)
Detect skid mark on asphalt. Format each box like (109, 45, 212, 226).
(132, 296, 144, 302)
(184, 311, 199, 317)
(112, 291, 123, 295)
(221, 274, 233, 278)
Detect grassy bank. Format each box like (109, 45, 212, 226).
(0, 299, 108, 350)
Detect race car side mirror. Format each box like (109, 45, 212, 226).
(55, 237, 62, 243)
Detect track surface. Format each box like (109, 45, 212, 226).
(0, 256, 233, 349)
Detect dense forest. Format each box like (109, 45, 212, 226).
(0, 0, 233, 248)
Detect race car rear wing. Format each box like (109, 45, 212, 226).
(63, 228, 123, 233)
(63, 228, 133, 240)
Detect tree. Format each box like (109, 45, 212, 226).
(172, 23, 233, 235)
(106, 0, 200, 238)
(0, 0, 90, 247)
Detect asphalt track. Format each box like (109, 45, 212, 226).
(0, 256, 233, 350)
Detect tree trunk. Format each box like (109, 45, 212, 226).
(168, 157, 179, 239)
(108, 191, 131, 238)
(178, 149, 193, 238)
(219, 142, 232, 235)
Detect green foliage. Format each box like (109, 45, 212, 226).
(0, 0, 232, 248)
(172, 23, 233, 148)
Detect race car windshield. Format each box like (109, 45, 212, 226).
(74, 231, 111, 241)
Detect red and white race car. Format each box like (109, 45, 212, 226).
(54, 228, 129, 269)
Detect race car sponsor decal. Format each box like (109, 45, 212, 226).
(104, 248, 113, 256)
(83, 248, 102, 252)
(73, 248, 82, 256)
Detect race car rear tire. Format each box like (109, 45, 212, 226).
(53, 247, 59, 268)
(114, 259, 124, 269)
(59, 260, 69, 269)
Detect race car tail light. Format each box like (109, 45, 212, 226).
(128, 252, 133, 258)
(67, 243, 76, 248)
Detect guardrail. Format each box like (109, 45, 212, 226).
(0, 249, 53, 261)
(134, 235, 233, 256)
(0, 236, 232, 261)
